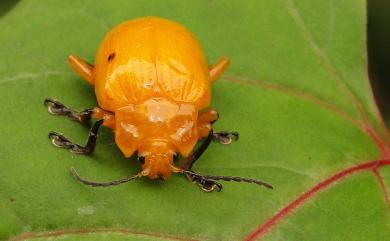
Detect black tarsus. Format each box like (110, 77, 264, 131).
(182, 169, 273, 192)
(181, 129, 272, 192)
(213, 131, 239, 144)
(181, 130, 240, 170)
(49, 119, 103, 154)
(44, 98, 93, 123)
(178, 130, 224, 192)
(180, 131, 222, 191)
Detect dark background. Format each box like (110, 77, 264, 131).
(368, 0, 390, 125)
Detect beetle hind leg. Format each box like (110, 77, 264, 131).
(209, 57, 230, 83)
(49, 119, 103, 154)
(67, 54, 94, 85)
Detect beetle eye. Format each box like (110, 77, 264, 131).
(107, 53, 115, 61)
(173, 152, 179, 162)
(138, 155, 145, 165)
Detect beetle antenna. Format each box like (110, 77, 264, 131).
(199, 174, 273, 189)
(173, 167, 273, 190)
(70, 167, 144, 187)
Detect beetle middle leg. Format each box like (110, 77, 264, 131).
(44, 98, 115, 129)
(44, 98, 94, 124)
(49, 119, 103, 154)
(198, 109, 239, 145)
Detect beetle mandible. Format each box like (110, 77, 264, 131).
(45, 17, 272, 192)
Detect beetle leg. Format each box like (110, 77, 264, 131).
(48, 119, 103, 154)
(189, 174, 223, 192)
(197, 109, 218, 138)
(44, 98, 116, 129)
(213, 131, 239, 145)
(181, 130, 214, 170)
(209, 57, 230, 83)
(68, 54, 94, 85)
(180, 130, 224, 192)
(181, 128, 240, 179)
(197, 109, 239, 144)
(91, 108, 116, 130)
(44, 98, 93, 123)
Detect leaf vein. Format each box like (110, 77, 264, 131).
(284, 0, 370, 126)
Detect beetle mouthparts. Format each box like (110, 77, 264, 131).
(140, 168, 150, 177)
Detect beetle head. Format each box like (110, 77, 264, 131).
(137, 140, 176, 179)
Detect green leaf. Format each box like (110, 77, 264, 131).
(1, 0, 390, 240)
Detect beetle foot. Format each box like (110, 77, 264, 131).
(48, 131, 88, 154)
(45, 98, 71, 115)
(187, 174, 223, 192)
(44, 98, 92, 123)
(213, 131, 239, 145)
(199, 179, 223, 192)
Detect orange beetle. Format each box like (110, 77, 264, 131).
(45, 17, 272, 192)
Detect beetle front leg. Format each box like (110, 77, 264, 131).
(49, 119, 103, 154)
(181, 130, 223, 192)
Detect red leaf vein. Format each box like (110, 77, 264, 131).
(244, 159, 390, 241)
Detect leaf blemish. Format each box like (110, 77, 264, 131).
(77, 205, 95, 216)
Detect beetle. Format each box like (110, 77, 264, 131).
(44, 17, 272, 192)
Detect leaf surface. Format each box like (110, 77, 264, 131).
(0, 0, 389, 241)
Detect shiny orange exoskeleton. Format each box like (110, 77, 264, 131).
(45, 17, 272, 192)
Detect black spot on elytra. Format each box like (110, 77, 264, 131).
(107, 53, 115, 61)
